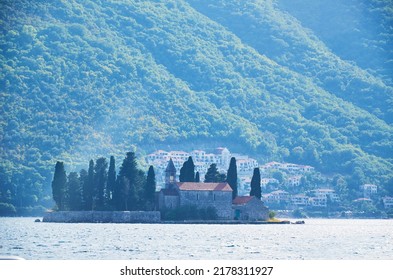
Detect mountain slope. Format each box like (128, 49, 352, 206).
(0, 0, 392, 209)
(277, 0, 393, 86)
(187, 0, 393, 123)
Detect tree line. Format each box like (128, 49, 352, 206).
(178, 156, 262, 200)
(51, 152, 156, 211)
(51, 154, 263, 212)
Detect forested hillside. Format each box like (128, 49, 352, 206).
(0, 0, 392, 212)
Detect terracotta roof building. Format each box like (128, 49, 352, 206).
(158, 160, 269, 221)
(158, 161, 233, 219)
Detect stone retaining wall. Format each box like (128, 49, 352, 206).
(43, 211, 161, 223)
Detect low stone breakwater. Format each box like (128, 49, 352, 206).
(43, 211, 161, 223)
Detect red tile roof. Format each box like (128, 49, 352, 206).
(176, 182, 232, 192)
(233, 196, 255, 205)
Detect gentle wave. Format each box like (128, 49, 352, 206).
(1, 218, 392, 260)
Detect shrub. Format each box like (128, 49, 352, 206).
(0, 203, 17, 216)
(17, 205, 47, 216)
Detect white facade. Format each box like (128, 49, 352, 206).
(291, 194, 309, 207)
(360, 184, 378, 198)
(309, 197, 327, 207)
(147, 148, 259, 187)
(260, 162, 314, 174)
(262, 190, 290, 205)
(286, 176, 302, 187)
(382, 197, 393, 209)
(310, 188, 340, 203)
(261, 178, 279, 186)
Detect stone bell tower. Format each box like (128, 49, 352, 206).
(165, 158, 177, 189)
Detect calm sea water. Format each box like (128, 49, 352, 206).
(0, 218, 392, 260)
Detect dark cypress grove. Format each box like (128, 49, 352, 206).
(145, 166, 156, 210)
(51, 152, 157, 212)
(107, 156, 116, 208)
(51, 161, 67, 211)
(94, 157, 108, 210)
(250, 167, 261, 199)
(227, 157, 238, 199)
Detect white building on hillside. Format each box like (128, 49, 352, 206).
(310, 188, 340, 202)
(146, 147, 259, 188)
(360, 184, 378, 198)
(382, 197, 393, 209)
(291, 194, 309, 207)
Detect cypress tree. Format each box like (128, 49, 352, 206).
(113, 176, 121, 210)
(107, 156, 116, 208)
(68, 172, 82, 210)
(145, 166, 156, 210)
(204, 163, 221, 183)
(118, 152, 138, 210)
(134, 170, 146, 210)
(94, 157, 108, 210)
(83, 160, 94, 210)
(250, 167, 261, 199)
(79, 169, 88, 208)
(195, 171, 200, 183)
(51, 161, 67, 211)
(185, 156, 195, 182)
(227, 157, 238, 199)
(119, 176, 130, 211)
(179, 162, 187, 182)
(179, 156, 195, 182)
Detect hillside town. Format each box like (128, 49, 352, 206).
(146, 148, 393, 218)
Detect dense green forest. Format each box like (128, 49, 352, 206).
(0, 0, 392, 214)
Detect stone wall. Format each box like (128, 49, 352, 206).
(179, 190, 233, 219)
(233, 198, 269, 221)
(43, 211, 161, 223)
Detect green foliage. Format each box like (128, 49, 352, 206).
(117, 152, 139, 210)
(83, 160, 95, 211)
(292, 209, 307, 219)
(195, 171, 200, 183)
(0, 202, 17, 216)
(272, 171, 285, 184)
(204, 163, 224, 183)
(93, 157, 108, 210)
(144, 166, 156, 210)
(0, 0, 392, 211)
(48, 151, 154, 212)
(67, 171, 82, 211)
(226, 157, 238, 199)
(179, 156, 195, 182)
(51, 161, 67, 210)
(250, 167, 261, 199)
(107, 156, 116, 207)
